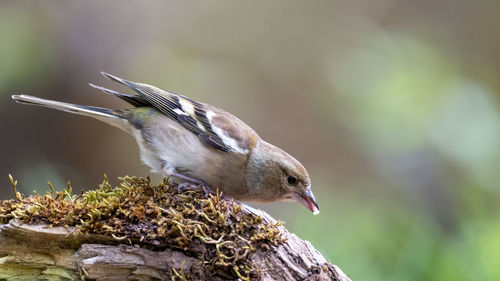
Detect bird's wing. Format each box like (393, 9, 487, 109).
(89, 83, 150, 107)
(100, 72, 257, 154)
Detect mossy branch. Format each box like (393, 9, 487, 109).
(0, 175, 351, 281)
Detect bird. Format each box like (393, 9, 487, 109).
(11, 72, 319, 215)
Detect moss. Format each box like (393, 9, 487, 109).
(1, 175, 286, 280)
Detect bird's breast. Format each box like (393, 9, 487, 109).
(135, 114, 250, 196)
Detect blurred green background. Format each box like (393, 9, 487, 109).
(1, 1, 500, 280)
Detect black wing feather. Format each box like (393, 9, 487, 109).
(199, 133, 230, 151)
(89, 83, 150, 107)
(100, 72, 232, 152)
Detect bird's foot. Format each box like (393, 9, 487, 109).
(176, 182, 193, 192)
(177, 182, 215, 197)
(200, 183, 216, 197)
(171, 171, 216, 197)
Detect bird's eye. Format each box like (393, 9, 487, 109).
(287, 175, 297, 185)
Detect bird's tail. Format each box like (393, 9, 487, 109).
(11, 95, 131, 132)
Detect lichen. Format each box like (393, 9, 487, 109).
(0, 175, 287, 280)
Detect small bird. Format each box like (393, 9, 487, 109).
(12, 72, 319, 215)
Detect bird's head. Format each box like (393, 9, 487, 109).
(247, 141, 319, 215)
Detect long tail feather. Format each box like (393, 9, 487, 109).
(11, 95, 131, 132)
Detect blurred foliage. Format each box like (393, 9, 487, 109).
(1, 1, 500, 280)
(0, 6, 57, 96)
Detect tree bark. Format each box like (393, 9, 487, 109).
(0, 205, 351, 281)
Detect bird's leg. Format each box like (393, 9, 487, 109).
(170, 170, 215, 196)
(176, 182, 193, 192)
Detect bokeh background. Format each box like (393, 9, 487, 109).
(1, 1, 500, 280)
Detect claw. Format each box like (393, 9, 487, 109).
(200, 183, 215, 197)
(170, 170, 215, 197)
(177, 182, 192, 192)
(176, 182, 215, 196)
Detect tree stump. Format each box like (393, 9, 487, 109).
(0, 176, 351, 280)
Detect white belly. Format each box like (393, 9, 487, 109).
(131, 116, 221, 178)
(132, 128, 164, 173)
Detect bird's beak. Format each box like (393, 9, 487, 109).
(293, 188, 320, 215)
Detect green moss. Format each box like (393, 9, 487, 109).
(1, 175, 286, 280)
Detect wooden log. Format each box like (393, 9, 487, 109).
(0, 176, 351, 280)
